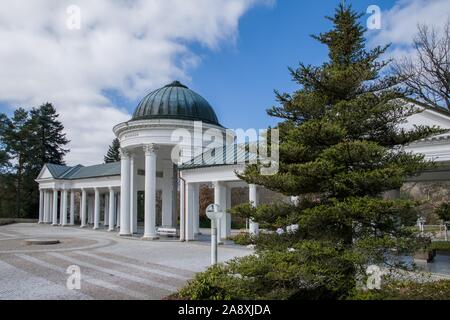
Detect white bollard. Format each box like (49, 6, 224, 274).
(206, 204, 223, 266)
(211, 220, 218, 265)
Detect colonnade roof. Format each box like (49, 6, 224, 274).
(43, 162, 120, 180)
(179, 144, 258, 170)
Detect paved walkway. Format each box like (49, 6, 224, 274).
(0, 223, 251, 300)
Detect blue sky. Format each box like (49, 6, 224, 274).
(0, 0, 448, 164)
(189, 0, 397, 130)
(122, 0, 398, 130)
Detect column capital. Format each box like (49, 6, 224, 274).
(108, 187, 115, 192)
(213, 181, 224, 188)
(143, 144, 158, 155)
(119, 148, 130, 159)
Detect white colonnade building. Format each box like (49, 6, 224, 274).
(36, 81, 263, 241)
(36, 82, 450, 241)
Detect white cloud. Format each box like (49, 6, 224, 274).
(369, 0, 450, 58)
(0, 0, 269, 165)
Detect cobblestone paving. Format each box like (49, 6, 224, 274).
(0, 223, 251, 300)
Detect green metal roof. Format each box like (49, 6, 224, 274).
(179, 144, 258, 170)
(46, 163, 72, 177)
(131, 81, 221, 126)
(44, 162, 120, 180)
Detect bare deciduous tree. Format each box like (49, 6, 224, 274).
(393, 18, 450, 110)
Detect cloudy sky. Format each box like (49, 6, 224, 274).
(0, 0, 448, 165)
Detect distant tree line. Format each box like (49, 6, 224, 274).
(0, 103, 69, 218)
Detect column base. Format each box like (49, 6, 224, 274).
(93, 227, 99, 230)
(119, 233, 132, 237)
(51, 223, 59, 226)
(142, 235, 159, 241)
(108, 228, 115, 232)
(80, 225, 87, 228)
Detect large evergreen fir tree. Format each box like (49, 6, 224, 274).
(0, 103, 69, 218)
(104, 138, 121, 163)
(28, 102, 69, 169)
(180, 4, 445, 300)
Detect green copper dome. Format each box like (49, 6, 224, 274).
(132, 81, 220, 126)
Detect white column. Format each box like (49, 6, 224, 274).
(224, 185, 231, 237)
(249, 184, 259, 235)
(179, 178, 185, 241)
(108, 188, 115, 231)
(89, 195, 95, 224)
(48, 191, 53, 223)
(61, 189, 68, 226)
(192, 183, 200, 235)
(104, 193, 109, 227)
(213, 181, 227, 243)
(69, 190, 75, 225)
(120, 149, 131, 236)
(116, 192, 121, 227)
(219, 183, 230, 240)
(93, 187, 100, 229)
(52, 189, 58, 226)
(143, 144, 158, 240)
(185, 183, 195, 241)
(130, 155, 137, 234)
(162, 161, 173, 227)
(43, 190, 49, 223)
(38, 190, 44, 223)
(80, 188, 87, 228)
(59, 189, 65, 226)
(172, 165, 178, 227)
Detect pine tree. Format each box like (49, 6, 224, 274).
(2, 108, 33, 217)
(0, 103, 69, 218)
(181, 4, 446, 300)
(104, 138, 120, 163)
(0, 113, 10, 173)
(28, 103, 69, 169)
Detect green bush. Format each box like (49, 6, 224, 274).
(178, 241, 360, 300)
(349, 280, 450, 300)
(231, 232, 255, 246)
(429, 241, 450, 252)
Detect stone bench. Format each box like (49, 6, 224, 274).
(156, 227, 178, 237)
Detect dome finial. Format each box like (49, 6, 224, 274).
(165, 80, 188, 89)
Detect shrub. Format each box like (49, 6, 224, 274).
(435, 203, 450, 222)
(231, 232, 255, 246)
(429, 241, 450, 252)
(349, 280, 450, 300)
(178, 240, 361, 300)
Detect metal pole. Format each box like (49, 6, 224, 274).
(211, 219, 217, 265)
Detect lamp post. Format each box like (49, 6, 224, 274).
(206, 204, 224, 265)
